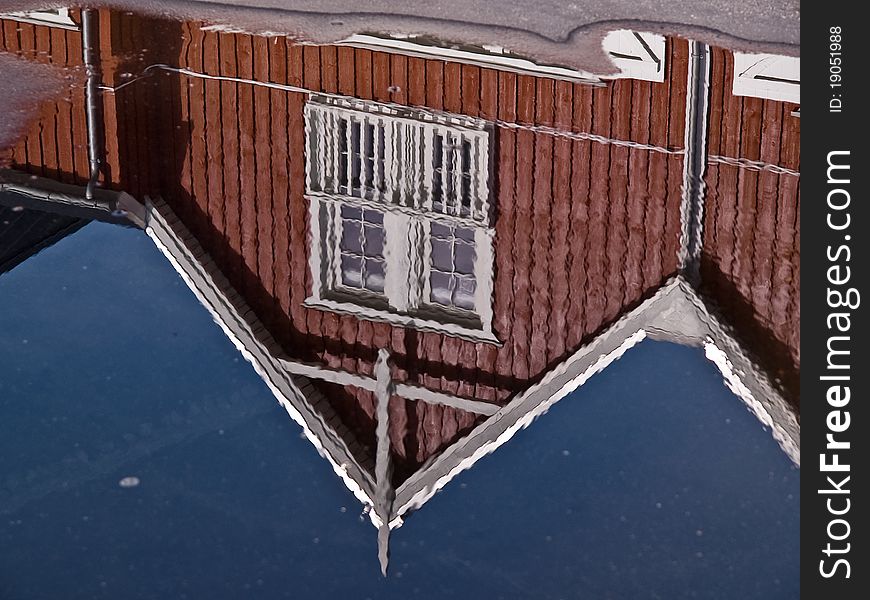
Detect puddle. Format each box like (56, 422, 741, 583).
(1, 5, 799, 596)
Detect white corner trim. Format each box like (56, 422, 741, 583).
(3, 8, 78, 30)
(601, 30, 667, 82)
(732, 52, 800, 104)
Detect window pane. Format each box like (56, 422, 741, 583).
(340, 204, 361, 221)
(364, 259, 385, 293)
(455, 275, 477, 310)
(364, 224, 384, 256)
(428, 223, 478, 311)
(430, 271, 454, 306)
(340, 255, 363, 287)
(337, 205, 386, 295)
(431, 238, 453, 272)
(340, 220, 362, 254)
(454, 239, 475, 275)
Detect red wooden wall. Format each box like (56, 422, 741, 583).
(1, 12, 91, 183)
(131, 21, 688, 476)
(701, 46, 800, 406)
(2, 12, 694, 479)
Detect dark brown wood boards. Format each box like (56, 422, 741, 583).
(701, 47, 800, 407)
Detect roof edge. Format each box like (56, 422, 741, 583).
(143, 196, 382, 519)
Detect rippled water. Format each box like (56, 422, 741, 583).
(1, 6, 799, 599)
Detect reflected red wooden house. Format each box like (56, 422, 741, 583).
(1, 8, 800, 572)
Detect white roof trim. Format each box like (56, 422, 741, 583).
(141, 196, 799, 531)
(143, 197, 384, 526)
(393, 277, 799, 521)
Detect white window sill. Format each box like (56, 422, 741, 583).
(304, 297, 502, 346)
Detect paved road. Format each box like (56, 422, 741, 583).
(5, 0, 798, 72)
(1, 0, 798, 149)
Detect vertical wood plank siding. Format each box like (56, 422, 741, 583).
(1, 14, 88, 184)
(701, 47, 800, 406)
(3, 15, 689, 476)
(147, 30, 687, 473)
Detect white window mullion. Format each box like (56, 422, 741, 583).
(476, 133, 490, 225)
(423, 124, 435, 212)
(332, 111, 341, 194)
(406, 121, 415, 208)
(361, 117, 371, 194)
(383, 212, 413, 311)
(419, 220, 433, 311)
(440, 130, 449, 215)
(344, 115, 354, 196)
(451, 131, 462, 216)
(473, 226, 495, 334)
(471, 133, 482, 222)
(373, 118, 383, 202)
(317, 109, 328, 193)
(389, 120, 399, 205)
(308, 197, 326, 300)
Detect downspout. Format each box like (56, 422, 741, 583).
(678, 41, 711, 285)
(81, 9, 104, 200)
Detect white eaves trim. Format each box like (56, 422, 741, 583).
(338, 34, 604, 85)
(392, 276, 799, 524)
(141, 194, 799, 532)
(339, 30, 666, 85)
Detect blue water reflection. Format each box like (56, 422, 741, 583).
(0, 222, 798, 599)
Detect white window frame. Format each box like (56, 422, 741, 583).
(304, 96, 499, 345)
(732, 52, 800, 104)
(3, 8, 78, 30)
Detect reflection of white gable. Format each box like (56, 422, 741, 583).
(732, 53, 800, 104)
(601, 30, 666, 82)
(2, 8, 78, 30)
(340, 30, 667, 85)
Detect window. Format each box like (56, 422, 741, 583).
(732, 52, 800, 104)
(3, 8, 78, 29)
(304, 95, 498, 344)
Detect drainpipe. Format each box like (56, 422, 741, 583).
(678, 41, 711, 286)
(81, 9, 104, 200)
